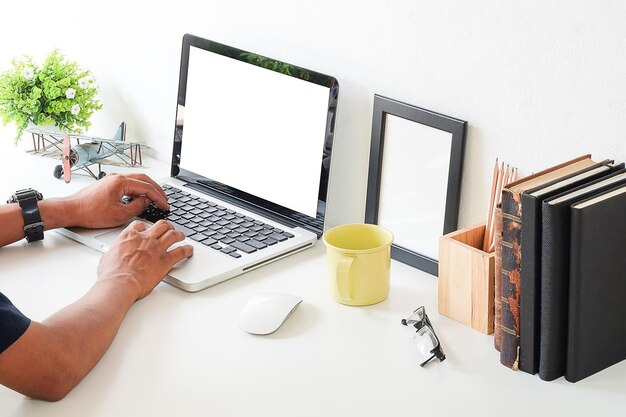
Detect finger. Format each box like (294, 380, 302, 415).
(127, 220, 148, 232)
(125, 173, 168, 200)
(123, 196, 151, 216)
(158, 229, 186, 248)
(145, 219, 174, 238)
(122, 178, 170, 210)
(167, 244, 194, 264)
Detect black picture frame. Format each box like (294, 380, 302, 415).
(365, 95, 466, 276)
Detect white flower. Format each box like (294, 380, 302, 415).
(71, 104, 81, 115)
(21, 67, 34, 80)
(78, 77, 90, 89)
(65, 88, 76, 99)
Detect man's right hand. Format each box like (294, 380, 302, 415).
(97, 220, 194, 300)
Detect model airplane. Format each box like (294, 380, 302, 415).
(25, 122, 147, 183)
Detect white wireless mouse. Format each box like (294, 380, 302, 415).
(239, 293, 303, 335)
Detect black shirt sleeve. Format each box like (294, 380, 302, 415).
(0, 292, 31, 354)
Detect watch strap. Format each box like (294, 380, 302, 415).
(8, 189, 44, 243)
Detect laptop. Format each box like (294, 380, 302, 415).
(59, 33, 339, 292)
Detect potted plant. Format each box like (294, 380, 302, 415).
(0, 50, 102, 142)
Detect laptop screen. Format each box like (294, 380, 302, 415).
(171, 34, 338, 235)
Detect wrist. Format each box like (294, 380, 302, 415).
(39, 197, 80, 230)
(96, 271, 144, 302)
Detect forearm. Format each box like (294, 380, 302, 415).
(0, 197, 77, 247)
(0, 278, 137, 401)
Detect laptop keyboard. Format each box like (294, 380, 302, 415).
(139, 184, 294, 259)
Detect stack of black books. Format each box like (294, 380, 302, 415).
(496, 154, 626, 382)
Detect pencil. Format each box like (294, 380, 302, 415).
(482, 158, 499, 252)
(486, 161, 505, 251)
(488, 164, 514, 252)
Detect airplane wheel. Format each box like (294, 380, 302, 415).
(53, 165, 63, 179)
(98, 171, 107, 180)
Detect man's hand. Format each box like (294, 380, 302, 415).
(0, 220, 193, 401)
(67, 173, 169, 229)
(97, 220, 193, 300)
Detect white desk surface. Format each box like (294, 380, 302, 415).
(0, 140, 625, 417)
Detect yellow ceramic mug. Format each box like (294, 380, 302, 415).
(323, 223, 393, 306)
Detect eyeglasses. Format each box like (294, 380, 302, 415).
(401, 306, 446, 367)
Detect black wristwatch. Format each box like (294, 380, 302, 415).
(7, 188, 44, 243)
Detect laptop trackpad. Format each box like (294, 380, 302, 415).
(90, 220, 234, 289)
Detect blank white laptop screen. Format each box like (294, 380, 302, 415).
(180, 45, 330, 218)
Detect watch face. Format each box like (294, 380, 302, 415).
(13, 189, 43, 201)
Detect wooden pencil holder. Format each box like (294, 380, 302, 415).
(438, 222, 494, 334)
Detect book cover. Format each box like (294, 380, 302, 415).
(499, 154, 595, 369)
(539, 170, 626, 381)
(566, 184, 626, 382)
(518, 161, 621, 374)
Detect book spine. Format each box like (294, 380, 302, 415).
(500, 188, 522, 369)
(519, 193, 540, 374)
(564, 207, 583, 383)
(538, 202, 571, 380)
(494, 205, 503, 352)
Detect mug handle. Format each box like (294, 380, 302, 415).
(336, 255, 355, 303)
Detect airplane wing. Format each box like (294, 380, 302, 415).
(68, 134, 151, 149)
(25, 127, 150, 149)
(25, 148, 63, 158)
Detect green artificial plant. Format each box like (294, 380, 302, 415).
(0, 50, 102, 142)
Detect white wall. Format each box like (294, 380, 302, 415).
(2, 0, 626, 230)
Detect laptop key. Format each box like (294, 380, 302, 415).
(202, 238, 218, 246)
(189, 233, 208, 243)
(268, 232, 288, 242)
(230, 241, 257, 254)
(170, 222, 197, 237)
(229, 252, 242, 259)
(247, 239, 267, 250)
(261, 237, 278, 246)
